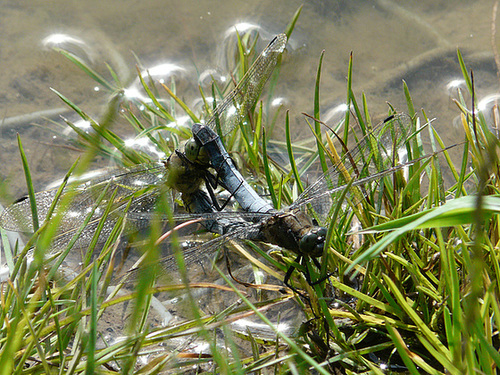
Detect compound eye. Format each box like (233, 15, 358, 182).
(184, 138, 200, 162)
(197, 146, 209, 165)
(311, 242, 324, 258)
(299, 232, 318, 255)
(317, 227, 327, 239)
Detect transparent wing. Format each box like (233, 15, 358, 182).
(0, 160, 275, 252)
(205, 34, 287, 137)
(137, 214, 265, 274)
(0, 162, 166, 235)
(290, 113, 413, 220)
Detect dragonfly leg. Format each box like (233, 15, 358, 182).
(203, 173, 222, 210)
(204, 153, 238, 192)
(218, 180, 244, 210)
(308, 257, 334, 287)
(288, 255, 334, 290)
(283, 254, 300, 287)
(224, 248, 260, 288)
(203, 171, 236, 211)
(203, 175, 244, 211)
(283, 254, 312, 300)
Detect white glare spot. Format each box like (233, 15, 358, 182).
(123, 87, 144, 100)
(225, 23, 261, 38)
(87, 207, 101, 215)
(41, 33, 95, 64)
(176, 115, 191, 127)
(192, 342, 210, 354)
(478, 94, 500, 112)
(323, 103, 350, 124)
(124, 137, 166, 160)
(124, 138, 144, 148)
(336, 103, 349, 113)
(446, 79, 465, 91)
(93, 86, 100, 92)
(133, 179, 146, 186)
(144, 63, 185, 78)
(42, 33, 85, 47)
(138, 355, 150, 366)
(231, 318, 290, 334)
(226, 106, 237, 118)
(74, 119, 91, 130)
(271, 97, 284, 106)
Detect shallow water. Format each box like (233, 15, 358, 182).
(0, 0, 497, 195)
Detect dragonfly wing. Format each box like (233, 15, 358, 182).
(290, 113, 413, 223)
(205, 34, 287, 137)
(0, 162, 167, 244)
(50, 189, 163, 251)
(153, 218, 260, 272)
(1, 190, 56, 232)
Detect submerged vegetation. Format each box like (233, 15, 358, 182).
(1, 8, 500, 375)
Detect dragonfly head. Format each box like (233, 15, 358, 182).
(184, 137, 209, 165)
(299, 227, 327, 258)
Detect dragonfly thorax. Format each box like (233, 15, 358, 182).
(164, 151, 206, 196)
(258, 210, 326, 258)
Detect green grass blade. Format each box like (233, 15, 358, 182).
(403, 80, 416, 118)
(262, 128, 278, 209)
(284, 5, 302, 38)
(457, 49, 473, 95)
(85, 263, 98, 375)
(55, 48, 116, 92)
(386, 321, 437, 375)
(17, 134, 38, 232)
(160, 81, 198, 123)
(285, 110, 304, 194)
(383, 275, 458, 373)
(314, 50, 328, 175)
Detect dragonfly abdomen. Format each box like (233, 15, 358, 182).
(192, 123, 275, 213)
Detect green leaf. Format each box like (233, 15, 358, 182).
(348, 195, 500, 271)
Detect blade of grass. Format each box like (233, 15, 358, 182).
(385, 322, 430, 375)
(284, 5, 302, 38)
(383, 274, 458, 373)
(55, 48, 116, 92)
(160, 81, 198, 123)
(314, 50, 328, 175)
(285, 111, 304, 195)
(262, 128, 278, 209)
(214, 264, 332, 375)
(85, 263, 98, 375)
(17, 134, 38, 232)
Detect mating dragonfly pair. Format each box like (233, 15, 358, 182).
(0, 34, 423, 289)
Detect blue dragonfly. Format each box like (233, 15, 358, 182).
(186, 112, 422, 287)
(0, 32, 443, 291)
(0, 34, 288, 258)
